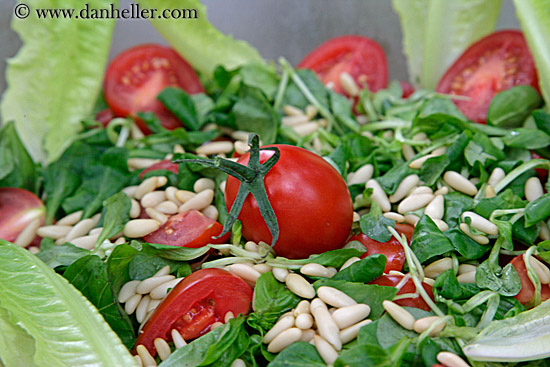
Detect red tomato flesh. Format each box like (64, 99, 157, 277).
(104, 44, 204, 134)
(510, 255, 550, 305)
(297, 35, 388, 95)
(224, 145, 353, 259)
(144, 210, 229, 248)
(139, 160, 179, 180)
(436, 30, 539, 124)
(371, 274, 434, 311)
(135, 268, 252, 356)
(0, 188, 45, 246)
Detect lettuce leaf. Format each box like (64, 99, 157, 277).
(0, 304, 37, 367)
(513, 0, 550, 109)
(0, 240, 136, 367)
(137, 0, 265, 77)
(0, 0, 117, 163)
(392, 0, 502, 88)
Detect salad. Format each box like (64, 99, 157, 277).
(1, 0, 550, 366)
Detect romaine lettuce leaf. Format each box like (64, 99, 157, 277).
(137, 0, 265, 77)
(0, 304, 37, 367)
(0, 240, 136, 367)
(0, 0, 118, 163)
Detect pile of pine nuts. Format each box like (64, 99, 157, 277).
(281, 104, 326, 139)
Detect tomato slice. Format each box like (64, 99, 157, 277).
(104, 44, 204, 134)
(531, 152, 549, 184)
(0, 188, 45, 246)
(371, 274, 434, 311)
(510, 255, 550, 305)
(436, 30, 539, 124)
(400, 81, 415, 98)
(135, 268, 252, 356)
(144, 210, 230, 248)
(297, 35, 388, 95)
(139, 160, 179, 180)
(95, 108, 114, 127)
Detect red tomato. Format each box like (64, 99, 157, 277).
(348, 224, 414, 273)
(371, 274, 434, 311)
(400, 81, 414, 98)
(95, 108, 114, 127)
(436, 30, 539, 124)
(297, 35, 388, 95)
(104, 44, 204, 134)
(531, 152, 549, 184)
(510, 255, 550, 305)
(0, 188, 45, 246)
(144, 210, 229, 248)
(225, 145, 353, 259)
(139, 160, 179, 179)
(135, 268, 252, 356)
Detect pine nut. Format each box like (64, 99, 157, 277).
(134, 355, 143, 367)
(413, 316, 445, 336)
(402, 144, 416, 161)
(366, 179, 391, 212)
(136, 275, 175, 294)
(124, 219, 160, 238)
(310, 298, 342, 350)
(410, 186, 433, 196)
(409, 154, 434, 169)
(444, 171, 477, 196)
(425, 195, 445, 220)
(339, 257, 361, 271)
(353, 211, 361, 222)
(252, 263, 272, 274)
(37, 225, 72, 239)
(294, 300, 311, 316)
(173, 144, 185, 154)
(234, 140, 249, 155)
(434, 186, 449, 196)
(541, 221, 550, 241)
(165, 186, 181, 206)
(175, 190, 195, 203)
(136, 295, 151, 323)
(332, 304, 371, 329)
(348, 164, 374, 185)
(281, 114, 309, 126)
(317, 286, 357, 308)
(283, 104, 305, 117)
(147, 299, 161, 313)
(145, 208, 168, 225)
(154, 338, 172, 361)
(263, 315, 295, 343)
(306, 105, 318, 119)
(300, 329, 316, 342)
(295, 313, 314, 329)
(267, 327, 303, 353)
(326, 267, 338, 277)
(114, 237, 126, 245)
(222, 311, 235, 323)
(150, 278, 183, 299)
(228, 263, 262, 283)
(14, 218, 41, 247)
(64, 218, 95, 242)
(301, 263, 331, 278)
(437, 351, 470, 367)
(457, 271, 477, 284)
(141, 191, 166, 208)
(210, 321, 224, 330)
(525, 177, 544, 202)
(244, 241, 258, 252)
(119, 280, 140, 303)
(383, 212, 405, 222)
(196, 141, 234, 156)
(231, 358, 246, 367)
(154, 200, 178, 215)
(383, 300, 415, 330)
(404, 214, 420, 226)
(462, 211, 498, 235)
(130, 199, 141, 218)
(433, 147, 447, 156)
(294, 122, 319, 137)
(488, 167, 505, 187)
(397, 193, 434, 214)
(285, 273, 315, 299)
(136, 345, 157, 367)
(339, 319, 372, 344)
(485, 185, 497, 198)
(171, 329, 187, 349)
(390, 174, 420, 203)
(433, 219, 449, 232)
(57, 210, 83, 225)
(122, 185, 138, 198)
(179, 189, 214, 213)
(423, 277, 435, 286)
(413, 132, 428, 141)
(458, 264, 477, 275)
(135, 177, 158, 200)
(125, 294, 142, 314)
(70, 234, 99, 250)
(340, 72, 360, 97)
(201, 205, 219, 220)
(272, 267, 289, 282)
(459, 223, 489, 245)
(128, 157, 160, 170)
(313, 335, 339, 365)
(231, 130, 252, 142)
(424, 258, 453, 279)
(89, 227, 103, 236)
(194, 178, 216, 193)
(530, 257, 550, 284)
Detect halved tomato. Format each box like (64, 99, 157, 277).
(139, 160, 179, 180)
(510, 255, 550, 305)
(436, 30, 539, 124)
(0, 188, 45, 246)
(297, 35, 388, 95)
(135, 268, 252, 356)
(104, 44, 204, 134)
(371, 274, 434, 311)
(143, 210, 229, 248)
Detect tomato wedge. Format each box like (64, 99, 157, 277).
(0, 188, 45, 246)
(104, 44, 204, 134)
(436, 30, 539, 124)
(371, 274, 434, 311)
(144, 210, 229, 248)
(510, 255, 550, 305)
(297, 35, 388, 95)
(139, 160, 179, 179)
(135, 268, 252, 356)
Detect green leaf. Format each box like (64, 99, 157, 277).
(444, 228, 489, 260)
(0, 122, 37, 191)
(231, 86, 278, 144)
(145, 242, 211, 261)
(502, 128, 550, 149)
(331, 254, 386, 283)
(0, 240, 136, 366)
(411, 215, 454, 263)
(137, 0, 264, 78)
(419, 155, 450, 186)
(0, 0, 118, 163)
(525, 193, 550, 227)
(268, 248, 364, 270)
(444, 192, 474, 228)
(359, 206, 396, 243)
(96, 192, 131, 247)
(240, 63, 279, 100)
(476, 260, 521, 297)
(199, 317, 248, 366)
(158, 87, 201, 131)
(268, 342, 325, 367)
(36, 243, 91, 269)
(487, 86, 542, 127)
(0, 304, 37, 367)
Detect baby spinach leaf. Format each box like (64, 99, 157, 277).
(240, 63, 279, 101)
(419, 155, 450, 186)
(444, 192, 474, 228)
(335, 337, 411, 367)
(0, 122, 37, 192)
(433, 269, 463, 299)
(502, 128, 550, 150)
(36, 243, 90, 269)
(332, 254, 386, 283)
(158, 87, 201, 131)
(487, 85, 541, 128)
(411, 215, 454, 264)
(377, 163, 416, 195)
(476, 260, 521, 297)
(282, 69, 329, 111)
(269, 248, 364, 270)
(106, 244, 138, 294)
(199, 317, 248, 366)
(444, 229, 489, 260)
(231, 85, 278, 144)
(267, 342, 325, 367)
(525, 193, 550, 227)
(376, 307, 431, 349)
(512, 217, 540, 245)
(144, 242, 211, 261)
(359, 204, 396, 242)
(96, 192, 131, 247)
(533, 109, 550, 136)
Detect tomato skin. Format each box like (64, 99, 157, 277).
(135, 268, 252, 356)
(531, 152, 549, 183)
(95, 108, 114, 127)
(297, 35, 388, 95)
(139, 160, 179, 180)
(0, 188, 45, 246)
(371, 274, 434, 311)
(104, 44, 204, 134)
(144, 210, 229, 248)
(225, 145, 353, 259)
(510, 255, 550, 305)
(400, 81, 414, 98)
(436, 30, 539, 124)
